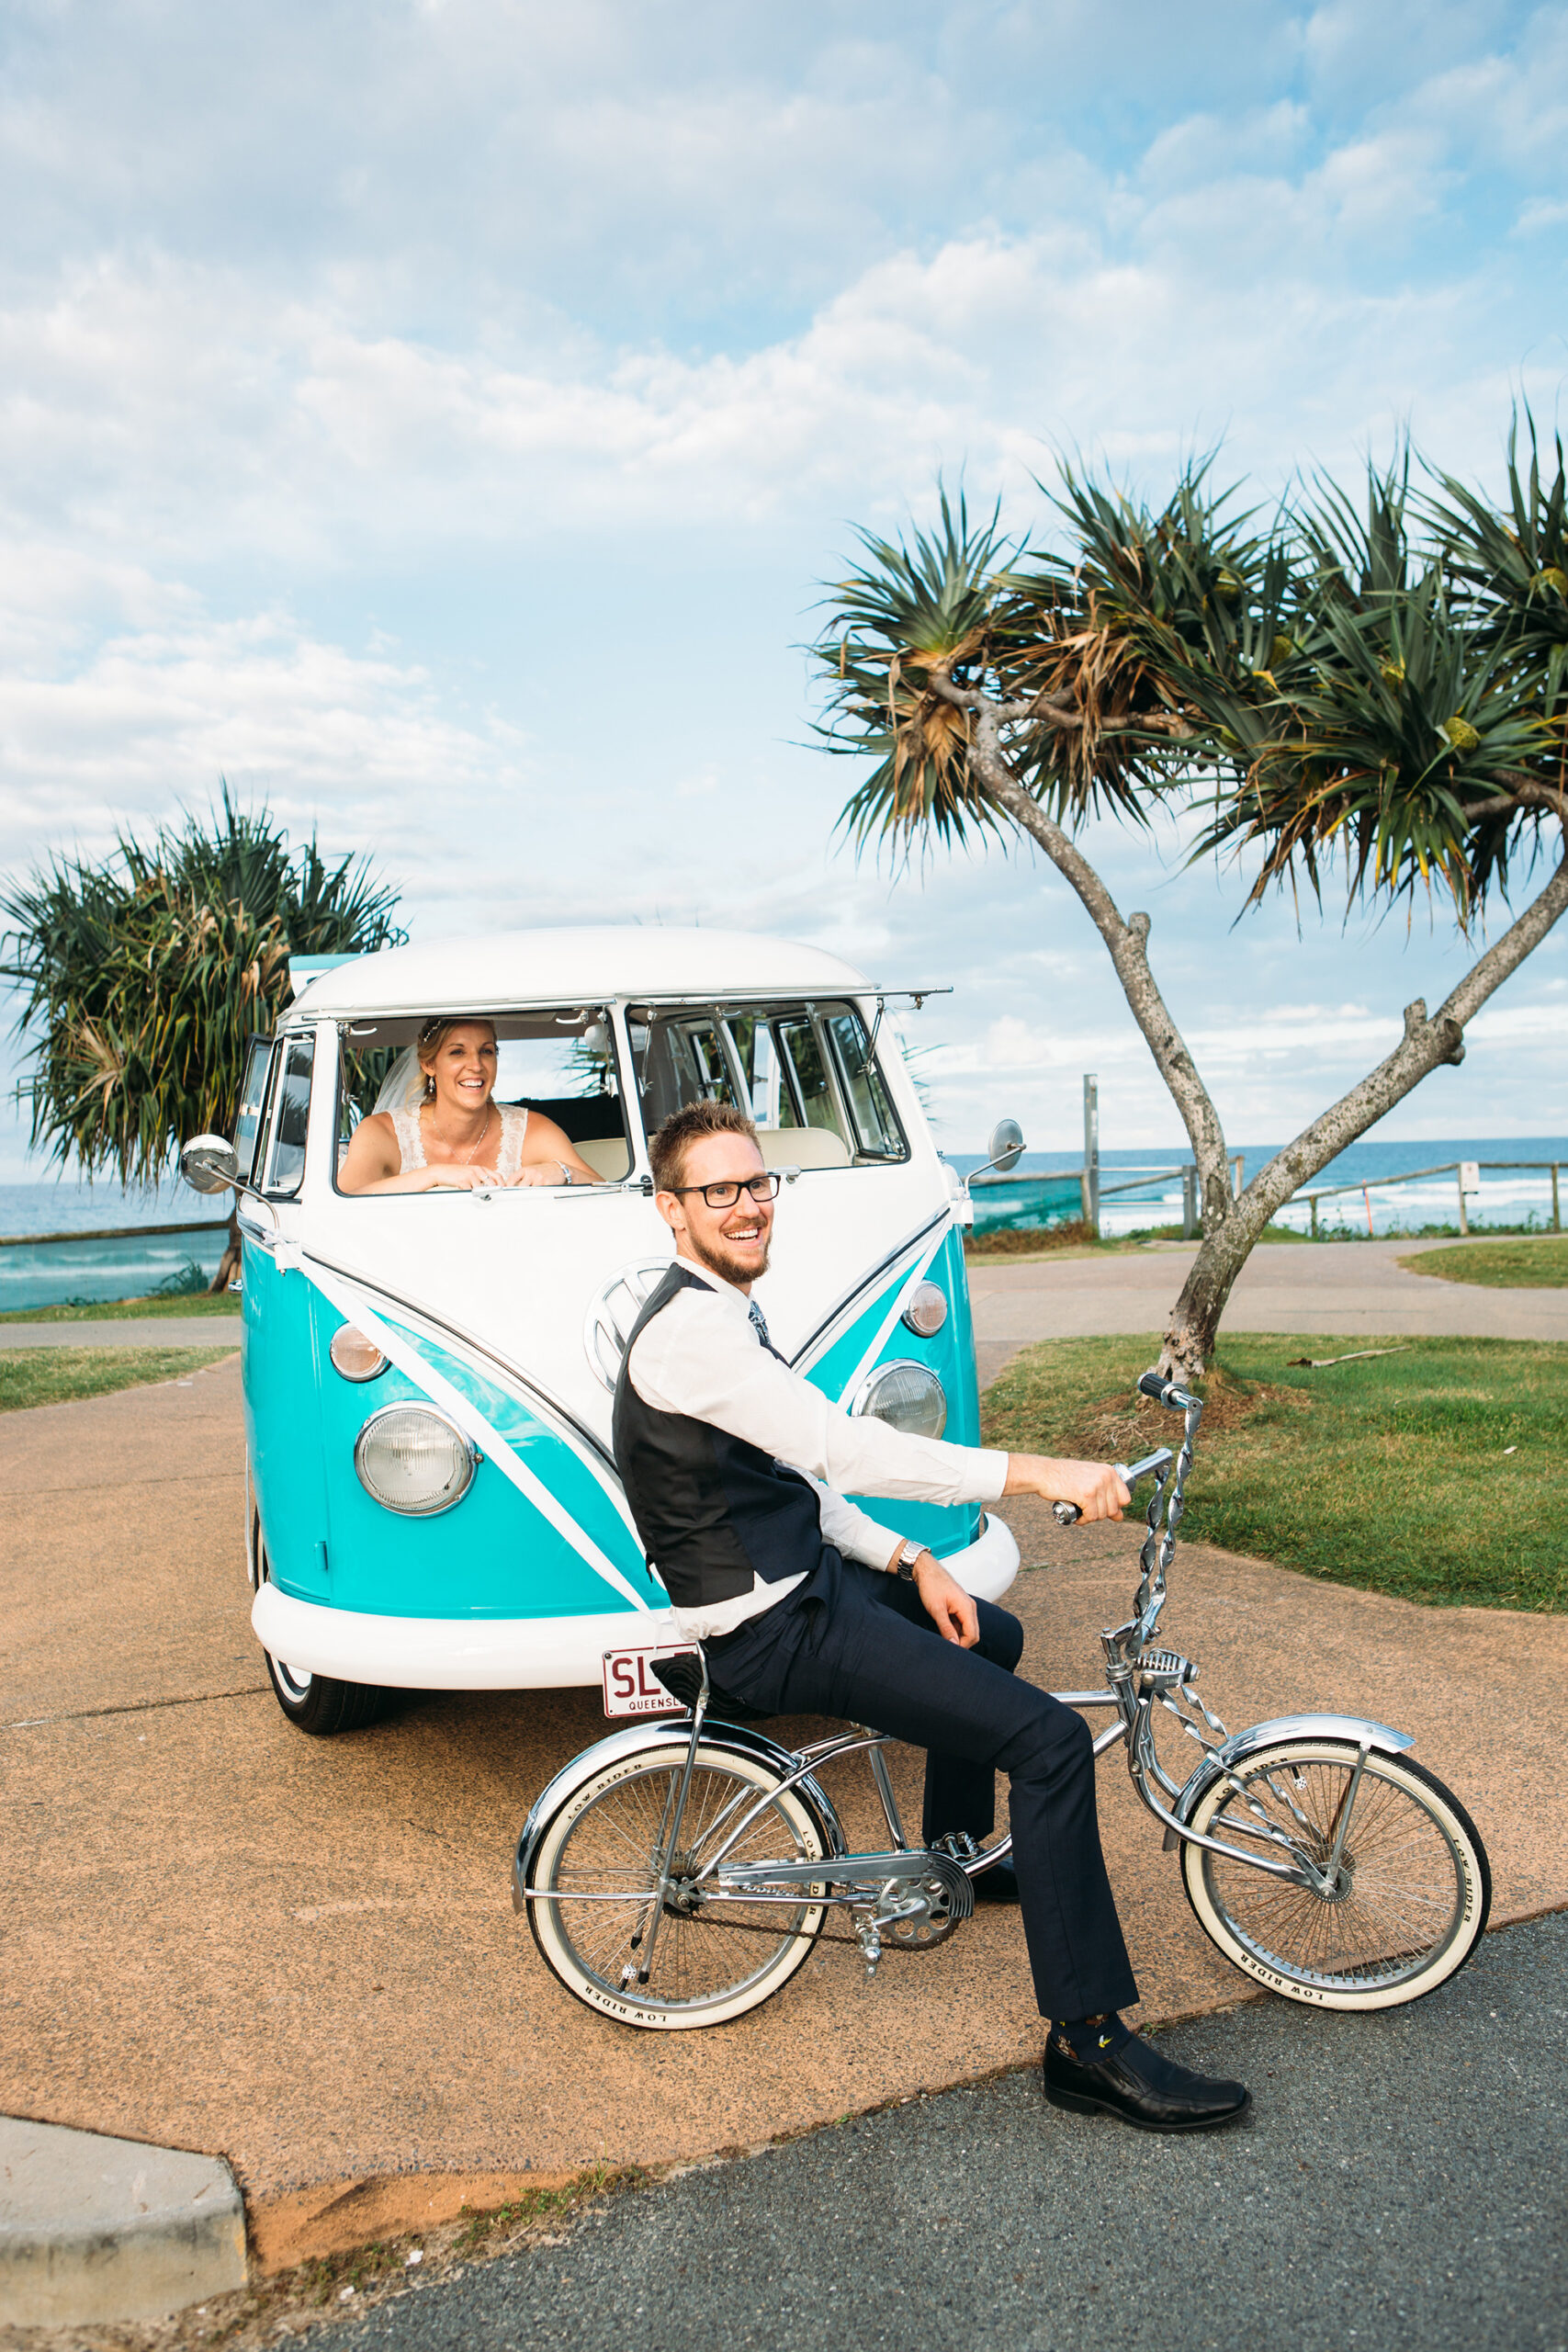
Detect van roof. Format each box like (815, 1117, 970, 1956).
(288, 926, 874, 1016)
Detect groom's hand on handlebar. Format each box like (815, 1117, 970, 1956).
(1003, 1454, 1131, 1521)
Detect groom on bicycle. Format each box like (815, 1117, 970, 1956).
(611, 1100, 1250, 2132)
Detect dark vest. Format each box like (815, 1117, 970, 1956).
(612, 1263, 827, 1611)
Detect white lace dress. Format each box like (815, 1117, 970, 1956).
(388, 1102, 531, 1181)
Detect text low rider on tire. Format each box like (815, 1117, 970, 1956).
(1179, 1739, 1491, 2008)
(526, 1740, 831, 2030)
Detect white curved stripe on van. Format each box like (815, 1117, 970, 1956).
(306, 1265, 655, 1616)
(830, 1220, 953, 1406)
(306, 1255, 644, 1550)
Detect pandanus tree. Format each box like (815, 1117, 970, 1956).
(814, 415, 1568, 1380)
(1, 789, 403, 1290)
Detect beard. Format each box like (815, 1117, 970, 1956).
(687, 1224, 772, 1287)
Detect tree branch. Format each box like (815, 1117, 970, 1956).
(1217, 836, 1568, 1236)
(926, 673, 1195, 741)
(942, 683, 1235, 1224)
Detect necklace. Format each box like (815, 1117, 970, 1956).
(425, 1102, 494, 1165)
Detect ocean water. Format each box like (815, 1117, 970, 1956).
(0, 1178, 231, 1312)
(3, 1134, 1563, 1310)
(949, 1136, 1567, 1239)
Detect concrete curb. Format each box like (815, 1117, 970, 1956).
(0, 2115, 246, 2325)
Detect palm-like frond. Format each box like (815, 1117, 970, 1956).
(815, 425, 1566, 922)
(1427, 406, 1568, 723)
(0, 785, 404, 1182)
(816, 490, 1019, 850)
(1193, 571, 1555, 915)
(1008, 462, 1303, 809)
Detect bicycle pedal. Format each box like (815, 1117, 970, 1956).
(1136, 1649, 1196, 1690)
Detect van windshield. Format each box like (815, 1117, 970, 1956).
(333, 1008, 631, 1191)
(628, 1001, 907, 1168)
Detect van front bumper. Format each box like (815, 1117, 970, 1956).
(250, 1511, 1020, 1691)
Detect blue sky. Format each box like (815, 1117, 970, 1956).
(2, 0, 1565, 1172)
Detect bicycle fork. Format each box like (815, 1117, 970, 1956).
(622, 1668, 713, 1989)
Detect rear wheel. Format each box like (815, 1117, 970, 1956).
(528, 1738, 828, 2029)
(1180, 1738, 1491, 2009)
(264, 1650, 389, 1736)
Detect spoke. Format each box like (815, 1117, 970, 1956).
(1202, 1758, 1462, 1989)
(543, 1761, 820, 2012)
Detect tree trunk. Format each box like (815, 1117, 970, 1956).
(209, 1204, 241, 1295)
(1156, 846, 1568, 1380)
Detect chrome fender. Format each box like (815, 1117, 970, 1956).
(512, 1717, 849, 1910)
(1172, 1712, 1415, 1827)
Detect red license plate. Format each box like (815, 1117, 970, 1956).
(601, 1643, 701, 1718)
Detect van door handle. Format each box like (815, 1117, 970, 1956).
(237, 1198, 278, 1250)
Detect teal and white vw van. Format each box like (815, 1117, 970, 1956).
(183, 930, 1019, 1734)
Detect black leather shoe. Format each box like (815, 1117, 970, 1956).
(969, 1862, 1021, 1905)
(1043, 2033, 1250, 2132)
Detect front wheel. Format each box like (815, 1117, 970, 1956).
(1181, 1738, 1491, 2009)
(264, 1650, 389, 1736)
(527, 1737, 828, 2030)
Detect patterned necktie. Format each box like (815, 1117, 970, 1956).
(747, 1298, 771, 1350)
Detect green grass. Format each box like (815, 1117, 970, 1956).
(0, 1345, 237, 1412)
(967, 1221, 1317, 1264)
(1399, 1236, 1568, 1288)
(981, 1331, 1565, 1613)
(0, 1290, 241, 1323)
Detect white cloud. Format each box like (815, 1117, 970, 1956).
(2, 0, 1566, 1180)
(0, 607, 533, 887)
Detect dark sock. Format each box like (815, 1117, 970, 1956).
(1052, 2012, 1133, 2063)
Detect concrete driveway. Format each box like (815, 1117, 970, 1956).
(3, 1357, 1565, 2271)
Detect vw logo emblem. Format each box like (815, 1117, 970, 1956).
(583, 1258, 672, 1392)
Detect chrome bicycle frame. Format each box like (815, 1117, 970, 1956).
(519, 1378, 1416, 1962)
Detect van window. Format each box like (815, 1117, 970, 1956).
(632, 1002, 907, 1168)
(263, 1035, 315, 1195)
(728, 1016, 793, 1128)
(825, 1011, 904, 1159)
(631, 1017, 743, 1130)
(775, 1018, 840, 1137)
(231, 1036, 276, 1188)
(332, 1009, 631, 1193)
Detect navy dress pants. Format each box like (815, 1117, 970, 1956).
(704, 1549, 1138, 2022)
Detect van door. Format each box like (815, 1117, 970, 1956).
(241, 1033, 333, 1602)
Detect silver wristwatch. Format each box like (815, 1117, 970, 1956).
(895, 1540, 923, 1581)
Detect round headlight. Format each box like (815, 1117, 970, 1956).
(354, 1406, 477, 1516)
(330, 1324, 388, 1382)
(901, 1280, 948, 1339)
(852, 1359, 947, 1441)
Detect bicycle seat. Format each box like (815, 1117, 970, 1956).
(651, 1653, 772, 1723)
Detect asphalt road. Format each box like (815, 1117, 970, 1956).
(322, 1912, 1566, 2352)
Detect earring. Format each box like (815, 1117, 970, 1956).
(423, 1072, 434, 1099)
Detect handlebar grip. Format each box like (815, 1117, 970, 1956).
(1052, 1500, 1081, 1526)
(1137, 1370, 1174, 1404)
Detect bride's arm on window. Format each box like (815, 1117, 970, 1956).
(513, 1111, 603, 1187)
(338, 1112, 468, 1195)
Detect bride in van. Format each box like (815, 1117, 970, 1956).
(338, 1018, 604, 1195)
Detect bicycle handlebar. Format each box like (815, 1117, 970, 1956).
(1137, 1370, 1202, 1412)
(1051, 1445, 1174, 1527)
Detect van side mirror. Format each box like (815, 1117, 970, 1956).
(985, 1118, 1025, 1176)
(181, 1133, 240, 1194)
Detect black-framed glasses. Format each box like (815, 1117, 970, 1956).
(669, 1172, 782, 1209)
